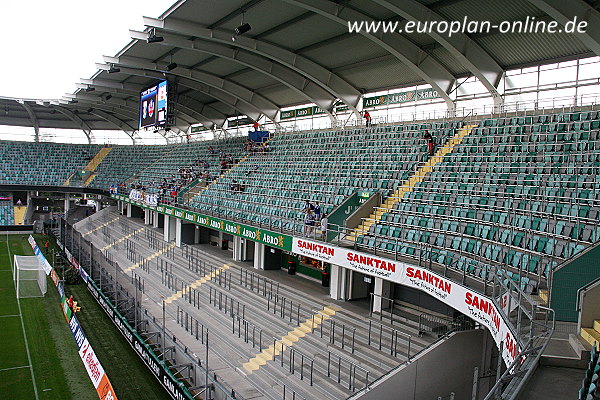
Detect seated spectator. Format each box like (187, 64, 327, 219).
(263, 142, 271, 152)
(246, 164, 259, 176)
(208, 145, 215, 154)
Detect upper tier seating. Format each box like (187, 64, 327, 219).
(130, 137, 248, 194)
(89, 145, 169, 189)
(0, 141, 102, 186)
(0, 200, 14, 225)
(356, 111, 600, 291)
(189, 121, 461, 233)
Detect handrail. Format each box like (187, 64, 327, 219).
(576, 274, 600, 312)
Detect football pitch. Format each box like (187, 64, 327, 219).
(0, 234, 166, 400)
(0, 234, 96, 400)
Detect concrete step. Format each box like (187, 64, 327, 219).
(581, 327, 600, 348)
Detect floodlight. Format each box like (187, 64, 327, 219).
(166, 62, 178, 71)
(147, 29, 164, 43)
(235, 23, 251, 36)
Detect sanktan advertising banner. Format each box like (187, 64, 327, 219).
(292, 238, 519, 367)
(115, 194, 292, 251)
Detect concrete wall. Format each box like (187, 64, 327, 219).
(359, 329, 486, 400)
(579, 279, 600, 329)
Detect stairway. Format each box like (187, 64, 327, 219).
(347, 124, 478, 241)
(185, 152, 253, 203)
(13, 205, 26, 225)
(82, 147, 113, 186)
(582, 320, 600, 347)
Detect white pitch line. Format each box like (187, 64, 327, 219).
(0, 314, 20, 318)
(0, 364, 32, 372)
(5, 239, 40, 400)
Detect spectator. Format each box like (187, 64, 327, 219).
(424, 130, 436, 156)
(314, 201, 321, 220)
(253, 120, 259, 131)
(320, 214, 328, 241)
(363, 110, 372, 127)
(220, 159, 227, 174)
(208, 145, 215, 154)
(304, 210, 316, 236)
(302, 199, 314, 213)
(16, 199, 22, 208)
(246, 164, 259, 176)
(263, 142, 271, 152)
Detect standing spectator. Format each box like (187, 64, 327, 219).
(314, 201, 321, 220)
(44, 240, 50, 254)
(424, 130, 436, 156)
(304, 210, 316, 236)
(16, 199, 22, 208)
(208, 145, 215, 154)
(320, 214, 328, 241)
(302, 199, 314, 213)
(363, 110, 372, 127)
(253, 120, 259, 131)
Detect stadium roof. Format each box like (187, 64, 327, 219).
(2, 0, 599, 142)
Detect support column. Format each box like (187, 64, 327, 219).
(194, 226, 200, 244)
(126, 203, 132, 218)
(329, 264, 346, 300)
(175, 218, 182, 247)
(153, 211, 159, 228)
(164, 215, 170, 242)
(144, 209, 151, 225)
(64, 196, 70, 212)
(253, 242, 265, 270)
(232, 236, 243, 261)
(373, 277, 383, 313)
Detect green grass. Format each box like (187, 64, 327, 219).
(0, 233, 170, 400)
(0, 234, 96, 400)
(65, 284, 169, 400)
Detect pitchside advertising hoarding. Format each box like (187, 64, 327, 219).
(28, 235, 118, 400)
(85, 278, 193, 400)
(57, 239, 193, 400)
(292, 238, 520, 366)
(69, 315, 118, 400)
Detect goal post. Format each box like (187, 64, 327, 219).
(14, 255, 47, 299)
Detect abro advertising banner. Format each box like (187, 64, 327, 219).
(292, 238, 519, 366)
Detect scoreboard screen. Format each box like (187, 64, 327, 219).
(139, 80, 168, 129)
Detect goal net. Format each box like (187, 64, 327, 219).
(13, 255, 47, 299)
